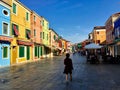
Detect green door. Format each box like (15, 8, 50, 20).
(35, 46, 37, 57)
(27, 46, 30, 60)
(41, 46, 42, 56)
(38, 46, 40, 58)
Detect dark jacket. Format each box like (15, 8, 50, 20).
(64, 58, 73, 71)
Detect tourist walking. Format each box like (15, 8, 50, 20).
(63, 53, 73, 82)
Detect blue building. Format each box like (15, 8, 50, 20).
(0, 1, 12, 66)
(114, 17, 120, 56)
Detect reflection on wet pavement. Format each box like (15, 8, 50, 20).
(0, 54, 120, 90)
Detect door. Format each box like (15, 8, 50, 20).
(26, 46, 30, 60)
(12, 46, 17, 64)
(41, 46, 43, 56)
(38, 46, 40, 58)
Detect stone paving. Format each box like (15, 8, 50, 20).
(0, 53, 120, 90)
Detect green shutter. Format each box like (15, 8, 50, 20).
(38, 46, 40, 58)
(35, 46, 37, 57)
(27, 46, 30, 60)
(19, 46, 24, 57)
(43, 32, 44, 39)
(26, 12, 29, 21)
(3, 47, 8, 58)
(41, 47, 42, 56)
(47, 34, 48, 40)
(12, 24, 14, 35)
(13, 3, 16, 14)
(40, 32, 42, 38)
(54, 35, 56, 40)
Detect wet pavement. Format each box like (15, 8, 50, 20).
(0, 54, 120, 90)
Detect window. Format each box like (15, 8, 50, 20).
(47, 23, 49, 29)
(40, 32, 42, 38)
(40, 21, 42, 25)
(42, 20, 44, 26)
(54, 35, 56, 40)
(3, 47, 8, 59)
(26, 12, 29, 21)
(3, 22, 8, 35)
(19, 46, 25, 58)
(26, 29, 31, 39)
(97, 31, 99, 34)
(12, 24, 19, 36)
(43, 32, 44, 39)
(34, 29, 36, 36)
(97, 40, 100, 44)
(34, 15, 36, 21)
(3, 9, 9, 16)
(47, 34, 48, 40)
(13, 3, 16, 14)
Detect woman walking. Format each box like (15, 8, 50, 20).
(63, 53, 73, 82)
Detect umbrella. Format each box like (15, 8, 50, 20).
(85, 43, 102, 49)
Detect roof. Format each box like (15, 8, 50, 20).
(15, 0, 32, 12)
(94, 26, 106, 30)
(1, 0, 11, 7)
(105, 12, 120, 25)
(49, 28, 59, 36)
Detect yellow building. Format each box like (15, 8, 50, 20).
(92, 26, 106, 45)
(42, 18, 51, 57)
(10, 0, 33, 64)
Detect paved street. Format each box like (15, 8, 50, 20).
(0, 54, 120, 90)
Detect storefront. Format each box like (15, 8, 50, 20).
(0, 36, 13, 66)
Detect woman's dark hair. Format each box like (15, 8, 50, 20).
(66, 53, 70, 57)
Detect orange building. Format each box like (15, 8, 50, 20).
(92, 26, 106, 45)
(31, 11, 43, 60)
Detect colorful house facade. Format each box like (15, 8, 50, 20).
(31, 11, 43, 60)
(114, 17, 120, 56)
(0, 1, 13, 66)
(11, 0, 33, 64)
(92, 26, 106, 45)
(105, 12, 120, 56)
(49, 28, 59, 56)
(60, 38, 68, 54)
(42, 18, 51, 57)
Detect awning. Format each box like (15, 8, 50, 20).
(85, 43, 102, 49)
(13, 25, 19, 36)
(17, 40, 33, 46)
(0, 35, 13, 42)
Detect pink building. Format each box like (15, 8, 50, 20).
(31, 11, 43, 60)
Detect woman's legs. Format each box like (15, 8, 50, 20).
(70, 74, 72, 81)
(66, 74, 68, 81)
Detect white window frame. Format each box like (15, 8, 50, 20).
(2, 21, 9, 36)
(2, 9, 9, 17)
(2, 46, 9, 59)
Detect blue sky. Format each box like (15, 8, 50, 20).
(20, 0, 120, 43)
